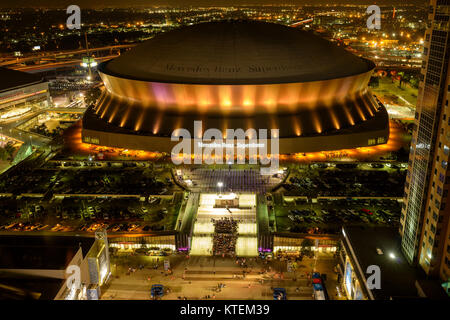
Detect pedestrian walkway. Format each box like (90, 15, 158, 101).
(191, 193, 258, 257)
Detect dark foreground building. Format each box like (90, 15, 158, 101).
(82, 20, 389, 154)
(339, 226, 449, 299)
(0, 67, 50, 121)
(0, 233, 110, 300)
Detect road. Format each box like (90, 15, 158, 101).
(0, 44, 135, 67)
(102, 254, 338, 300)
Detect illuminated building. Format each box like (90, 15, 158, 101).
(0, 67, 50, 122)
(82, 21, 389, 154)
(400, 0, 450, 285)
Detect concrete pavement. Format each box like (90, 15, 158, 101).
(101, 253, 339, 300)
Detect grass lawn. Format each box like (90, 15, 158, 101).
(373, 77, 418, 106)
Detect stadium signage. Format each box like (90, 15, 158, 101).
(171, 120, 279, 174)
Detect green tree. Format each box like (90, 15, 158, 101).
(301, 238, 315, 258)
(4, 142, 16, 159)
(368, 76, 379, 88)
(84, 87, 102, 107)
(0, 147, 8, 161)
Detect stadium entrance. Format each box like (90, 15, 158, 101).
(190, 193, 258, 257)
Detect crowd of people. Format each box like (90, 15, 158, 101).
(212, 217, 238, 257)
(213, 234, 237, 257)
(213, 217, 238, 233)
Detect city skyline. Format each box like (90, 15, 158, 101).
(0, 0, 428, 9)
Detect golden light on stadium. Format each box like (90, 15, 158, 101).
(83, 21, 389, 154)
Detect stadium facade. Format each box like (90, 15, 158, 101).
(82, 21, 389, 154)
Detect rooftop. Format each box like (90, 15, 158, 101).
(0, 234, 95, 270)
(102, 20, 374, 85)
(0, 67, 43, 93)
(342, 226, 448, 300)
(0, 272, 65, 300)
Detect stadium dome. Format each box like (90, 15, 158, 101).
(82, 20, 389, 154)
(102, 21, 374, 84)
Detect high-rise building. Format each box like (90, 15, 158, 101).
(400, 0, 450, 282)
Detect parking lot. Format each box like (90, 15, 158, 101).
(280, 162, 407, 197)
(271, 196, 402, 234)
(0, 193, 184, 234)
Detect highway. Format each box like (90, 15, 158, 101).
(11, 55, 119, 72)
(0, 44, 135, 67)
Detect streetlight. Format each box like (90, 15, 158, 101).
(217, 181, 223, 195)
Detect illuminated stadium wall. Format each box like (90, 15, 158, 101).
(82, 21, 389, 154)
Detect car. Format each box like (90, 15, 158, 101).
(51, 224, 63, 231)
(151, 284, 164, 299)
(361, 216, 370, 223)
(128, 224, 140, 232)
(148, 197, 160, 205)
(29, 223, 42, 231)
(273, 288, 287, 300)
(4, 222, 18, 230)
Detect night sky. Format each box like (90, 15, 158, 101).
(0, 0, 427, 9)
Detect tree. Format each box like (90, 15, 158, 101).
(368, 76, 379, 88)
(4, 142, 16, 160)
(84, 87, 102, 107)
(301, 238, 315, 258)
(0, 147, 8, 161)
(140, 237, 147, 249)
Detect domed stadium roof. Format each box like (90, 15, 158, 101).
(101, 20, 375, 85)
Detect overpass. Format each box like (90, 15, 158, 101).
(0, 44, 135, 67)
(10, 55, 119, 72)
